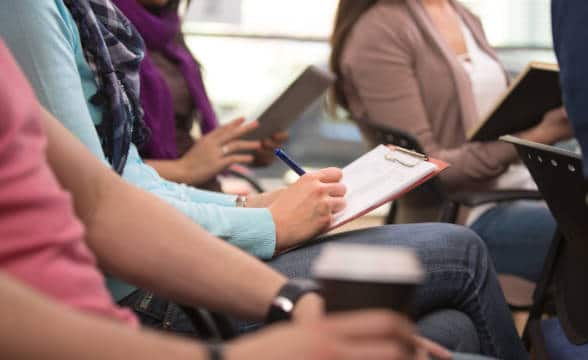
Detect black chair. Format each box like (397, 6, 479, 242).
(225, 167, 265, 193)
(359, 123, 542, 225)
(503, 135, 588, 359)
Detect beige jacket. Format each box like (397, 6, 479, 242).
(341, 0, 519, 193)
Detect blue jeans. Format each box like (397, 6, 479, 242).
(121, 290, 482, 352)
(266, 223, 526, 360)
(121, 291, 495, 359)
(121, 223, 525, 359)
(470, 201, 556, 282)
(417, 309, 480, 354)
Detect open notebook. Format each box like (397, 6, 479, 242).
(328, 145, 448, 231)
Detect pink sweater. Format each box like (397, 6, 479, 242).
(0, 41, 137, 326)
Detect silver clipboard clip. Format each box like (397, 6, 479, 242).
(385, 147, 429, 167)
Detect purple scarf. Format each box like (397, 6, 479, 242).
(112, 0, 218, 159)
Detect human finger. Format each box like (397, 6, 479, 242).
(262, 138, 280, 149)
(415, 336, 452, 360)
(262, 131, 289, 148)
(223, 154, 255, 166)
(315, 167, 343, 183)
(271, 131, 289, 142)
(326, 310, 416, 345)
(209, 117, 246, 139)
(218, 120, 259, 143)
(323, 182, 347, 197)
(334, 341, 416, 360)
(326, 197, 347, 214)
(224, 140, 262, 154)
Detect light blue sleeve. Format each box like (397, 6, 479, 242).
(124, 146, 277, 259)
(0, 0, 107, 163)
(0, 0, 277, 259)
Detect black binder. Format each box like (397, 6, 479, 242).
(468, 62, 561, 142)
(501, 135, 588, 345)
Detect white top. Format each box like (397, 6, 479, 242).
(458, 20, 537, 225)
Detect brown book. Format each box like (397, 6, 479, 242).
(468, 62, 561, 142)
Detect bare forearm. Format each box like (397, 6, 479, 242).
(43, 111, 286, 320)
(0, 274, 206, 360)
(91, 175, 285, 319)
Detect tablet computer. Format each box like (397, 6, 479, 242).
(242, 65, 336, 140)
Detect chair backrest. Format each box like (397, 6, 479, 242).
(503, 135, 588, 345)
(357, 122, 447, 223)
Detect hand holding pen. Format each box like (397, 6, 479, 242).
(267, 148, 346, 252)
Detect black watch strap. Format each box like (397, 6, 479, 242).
(206, 343, 224, 360)
(266, 279, 321, 324)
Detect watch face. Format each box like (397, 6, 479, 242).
(267, 279, 321, 324)
(273, 296, 294, 313)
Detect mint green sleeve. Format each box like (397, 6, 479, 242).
(0, 0, 107, 163)
(0, 0, 276, 259)
(124, 146, 277, 259)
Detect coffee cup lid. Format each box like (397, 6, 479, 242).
(311, 244, 424, 284)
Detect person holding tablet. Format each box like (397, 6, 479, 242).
(329, 0, 573, 282)
(113, 0, 288, 189)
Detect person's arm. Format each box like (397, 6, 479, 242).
(552, 0, 588, 176)
(0, 0, 278, 258)
(122, 145, 278, 259)
(0, 272, 422, 360)
(0, 273, 208, 360)
(43, 110, 287, 320)
(0, 0, 107, 163)
(1, 0, 346, 258)
(145, 118, 262, 186)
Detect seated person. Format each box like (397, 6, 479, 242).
(0, 42, 431, 359)
(0, 1, 525, 358)
(329, 0, 573, 282)
(115, 0, 288, 190)
(1, 39, 489, 360)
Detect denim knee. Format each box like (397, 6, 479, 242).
(418, 309, 480, 354)
(440, 224, 489, 266)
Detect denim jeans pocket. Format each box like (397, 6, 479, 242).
(119, 290, 170, 325)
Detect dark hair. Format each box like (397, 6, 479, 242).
(329, 0, 378, 113)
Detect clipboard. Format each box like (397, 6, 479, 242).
(327, 145, 448, 232)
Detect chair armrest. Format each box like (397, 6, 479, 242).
(449, 190, 542, 207)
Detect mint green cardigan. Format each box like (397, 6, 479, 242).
(0, 0, 276, 300)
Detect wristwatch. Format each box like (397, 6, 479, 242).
(266, 279, 321, 324)
(235, 195, 248, 208)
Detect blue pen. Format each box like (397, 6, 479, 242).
(274, 148, 306, 176)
